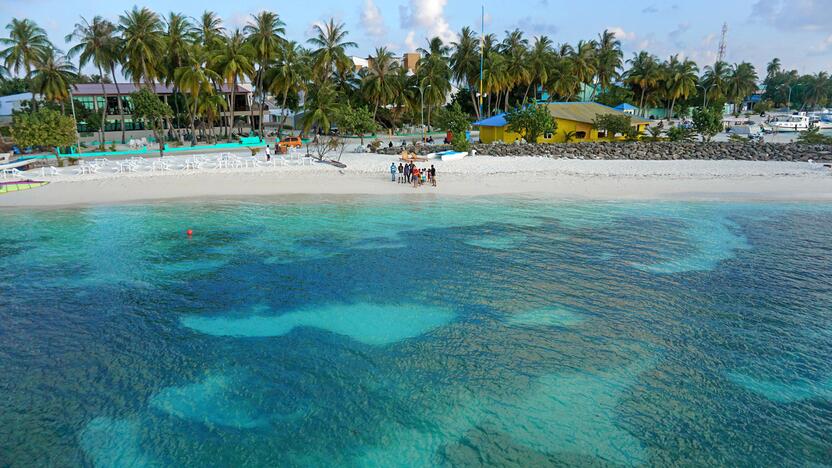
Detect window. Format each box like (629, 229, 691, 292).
(575, 131, 587, 139)
(544, 132, 554, 139)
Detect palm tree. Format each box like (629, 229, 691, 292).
(211, 30, 254, 140)
(805, 72, 830, 109)
(663, 54, 698, 119)
(546, 56, 579, 101)
(196, 92, 227, 142)
(362, 47, 399, 120)
(571, 40, 598, 101)
(307, 19, 357, 82)
(526, 35, 553, 102)
(30, 48, 77, 113)
(624, 51, 661, 115)
(244, 11, 285, 136)
(175, 54, 220, 145)
(595, 29, 622, 99)
(267, 40, 308, 137)
(726, 62, 758, 114)
(765, 58, 781, 81)
(417, 37, 452, 127)
(482, 49, 506, 114)
(195, 11, 225, 50)
(1, 18, 52, 110)
(66, 16, 118, 142)
(701, 60, 731, 105)
(450, 26, 481, 118)
(499, 29, 529, 108)
(162, 13, 195, 140)
(303, 79, 340, 133)
(119, 7, 164, 86)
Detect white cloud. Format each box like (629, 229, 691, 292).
(607, 26, 637, 42)
(404, 30, 417, 51)
(399, 0, 456, 44)
(751, 0, 832, 31)
(361, 0, 386, 38)
(809, 34, 832, 54)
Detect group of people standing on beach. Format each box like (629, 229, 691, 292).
(390, 162, 436, 188)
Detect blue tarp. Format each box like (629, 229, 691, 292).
(613, 103, 639, 111)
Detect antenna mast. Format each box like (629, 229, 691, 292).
(717, 22, 728, 63)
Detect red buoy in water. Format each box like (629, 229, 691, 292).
(186, 229, 193, 237)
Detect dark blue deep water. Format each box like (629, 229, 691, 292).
(1, 197, 831, 467)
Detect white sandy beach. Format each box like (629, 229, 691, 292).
(1, 152, 831, 207)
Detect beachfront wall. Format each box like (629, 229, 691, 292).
(475, 102, 651, 144)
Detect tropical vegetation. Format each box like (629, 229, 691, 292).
(2, 10, 832, 148)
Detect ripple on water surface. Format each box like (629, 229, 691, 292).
(181, 303, 455, 345)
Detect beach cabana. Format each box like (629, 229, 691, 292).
(473, 102, 651, 144)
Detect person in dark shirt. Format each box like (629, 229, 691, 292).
(430, 165, 436, 186)
(397, 163, 404, 183)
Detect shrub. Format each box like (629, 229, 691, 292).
(666, 125, 696, 142)
(593, 114, 633, 139)
(796, 127, 832, 145)
(691, 107, 723, 142)
(506, 104, 556, 143)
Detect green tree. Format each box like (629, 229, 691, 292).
(244, 11, 285, 136)
(691, 107, 722, 142)
(417, 37, 452, 128)
(701, 61, 730, 107)
(303, 80, 341, 133)
(362, 47, 399, 120)
(592, 113, 632, 139)
(175, 54, 220, 145)
(1, 18, 52, 110)
(664, 55, 698, 119)
(195, 11, 225, 50)
(211, 29, 255, 139)
(335, 105, 377, 144)
(66, 15, 119, 143)
(433, 102, 471, 151)
(726, 62, 758, 115)
(118, 7, 164, 86)
(505, 104, 556, 143)
(130, 88, 173, 156)
(624, 51, 660, 116)
(450, 26, 482, 118)
(11, 108, 77, 159)
(526, 35, 554, 102)
(595, 29, 622, 99)
(307, 19, 356, 83)
(267, 40, 308, 138)
(29, 48, 77, 112)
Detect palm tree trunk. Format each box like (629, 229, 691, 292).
(229, 79, 237, 142)
(469, 85, 479, 119)
(257, 65, 266, 137)
(110, 66, 127, 144)
(669, 97, 676, 121)
(190, 95, 198, 146)
(247, 78, 255, 136)
(522, 82, 532, 104)
(278, 88, 289, 139)
(639, 88, 646, 117)
(98, 65, 109, 149)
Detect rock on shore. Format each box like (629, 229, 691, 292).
(377, 142, 832, 162)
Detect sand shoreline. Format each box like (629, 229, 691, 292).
(2, 154, 831, 208)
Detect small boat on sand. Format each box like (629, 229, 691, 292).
(427, 150, 467, 161)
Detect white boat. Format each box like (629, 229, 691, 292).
(766, 113, 811, 132)
(809, 114, 832, 130)
(427, 150, 467, 161)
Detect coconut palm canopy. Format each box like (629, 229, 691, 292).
(2, 9, 831, 143)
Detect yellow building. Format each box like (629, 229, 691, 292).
(474, 102, 651, 143)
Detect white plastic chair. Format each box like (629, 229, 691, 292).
(40, 166, 60, 177)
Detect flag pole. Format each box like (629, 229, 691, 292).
(479, 5, 484, 118)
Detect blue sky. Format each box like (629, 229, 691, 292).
(2, 0, 831, 76)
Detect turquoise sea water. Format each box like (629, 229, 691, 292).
(1, 197, 831, 466)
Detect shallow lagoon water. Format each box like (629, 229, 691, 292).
(1, 197, 831, 466)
